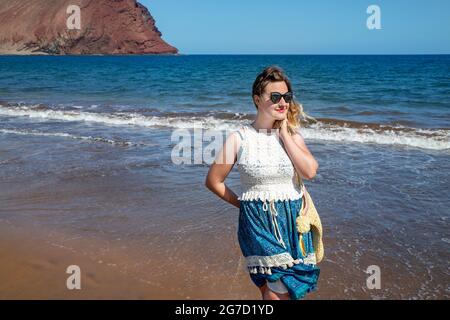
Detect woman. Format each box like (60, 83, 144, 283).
(205, 66, 320, 300)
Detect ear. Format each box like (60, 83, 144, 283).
(253, 95, 260, 107)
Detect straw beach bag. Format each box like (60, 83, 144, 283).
(295, 171, 324, 264)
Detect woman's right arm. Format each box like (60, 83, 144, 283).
(204, 131, 241, 209)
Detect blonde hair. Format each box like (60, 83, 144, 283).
(252, 65, 307, 135)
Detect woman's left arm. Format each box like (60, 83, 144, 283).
(279, 121, 318, 180)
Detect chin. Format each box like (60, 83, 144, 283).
(273, 112, 287, 119)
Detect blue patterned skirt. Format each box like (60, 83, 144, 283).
(238, 197, 320, 300)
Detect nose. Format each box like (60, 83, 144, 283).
(279, 97, 288, 105)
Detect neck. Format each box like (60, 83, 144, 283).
(252, 113, 275, 131)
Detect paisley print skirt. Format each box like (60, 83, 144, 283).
(238, 197, 320, 300)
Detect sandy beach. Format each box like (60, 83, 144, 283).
(0, 219, 355, 300)
(0, 226, 162, 299)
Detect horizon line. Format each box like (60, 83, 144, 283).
(0, 53, 449, 57)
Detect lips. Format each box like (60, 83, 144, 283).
(275, 106, 287, 113)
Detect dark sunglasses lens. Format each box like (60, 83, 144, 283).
(284, 93, 293, 103)
(270, 93, 282, 103)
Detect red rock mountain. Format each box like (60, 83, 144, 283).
(0, 0, 178, 54)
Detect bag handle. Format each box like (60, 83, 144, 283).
(295, 170, 309, 216)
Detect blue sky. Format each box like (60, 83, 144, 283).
(141, 0, 450, 54)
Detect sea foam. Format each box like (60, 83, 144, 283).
(0, 104, 448, 151)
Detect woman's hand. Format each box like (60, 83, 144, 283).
(278, 122, 319, 180)
(279, 119, 289, 140)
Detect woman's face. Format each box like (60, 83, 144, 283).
(254, 81, 290, 121)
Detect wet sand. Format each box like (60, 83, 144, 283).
(0, 223, 185, 299)
(0, 219, 264, 300)
(1, 221, 337, 300)
(1, 210, 446, 300)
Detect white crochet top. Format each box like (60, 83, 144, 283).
(235, 124, 304, 202)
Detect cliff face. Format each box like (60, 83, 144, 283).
(0, 0, 178, 55)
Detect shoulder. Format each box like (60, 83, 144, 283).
(290, 128, 307, 147)
(227, 125, 248, 142)
(292, 128, 304, 137)
(213, 129, 242, 165)
(223, 126, 246, 151)
(228, 126, 250, 159)
(235, 125, 248, 141)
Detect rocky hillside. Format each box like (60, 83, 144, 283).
(0, 0, 178, 54)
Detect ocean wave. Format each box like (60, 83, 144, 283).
(0, 103, 246, 130)
(301, 123, 449, 151)
(0, 128, 139, 147)
(0, 103, 448, 151)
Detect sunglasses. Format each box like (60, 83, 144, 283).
(268, 92, 294, 104)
